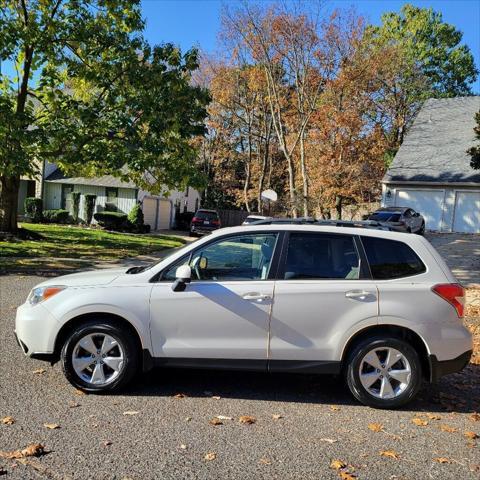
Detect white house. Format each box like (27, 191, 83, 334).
(18, 161, 201, 230)
(382, 96, 480, 233)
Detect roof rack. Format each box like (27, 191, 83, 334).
(249, 217, 392, 231)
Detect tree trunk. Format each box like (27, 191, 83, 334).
(0, 175, 20, 233)
(299, 132, 309, 217)
(335, 195, 343, 220)
(243, 162, 251, 213)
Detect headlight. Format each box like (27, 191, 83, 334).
(28, 286, 66, 305)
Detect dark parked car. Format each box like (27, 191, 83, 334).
(190, 209, 221, 236)
(368, 207, 425, 234)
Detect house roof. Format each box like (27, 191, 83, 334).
(45, 169, 137, 189)
(383, 96, 480, 184)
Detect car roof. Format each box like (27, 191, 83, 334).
(196, 209, 218, 213)
(375, 207, 409, 212)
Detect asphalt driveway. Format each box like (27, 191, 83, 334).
(1, 275, 479, 480)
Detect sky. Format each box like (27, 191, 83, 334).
(141, 0, 480, 92)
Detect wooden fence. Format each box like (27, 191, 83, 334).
(218, 209, 251, 227)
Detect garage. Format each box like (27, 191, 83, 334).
(395, 189, 445, 231)
(142, 197, 172, 230)
(453, 191, 480, 233)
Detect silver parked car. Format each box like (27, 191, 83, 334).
(368, 207, 425, 234)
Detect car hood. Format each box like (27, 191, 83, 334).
(36, 268, 126, 288)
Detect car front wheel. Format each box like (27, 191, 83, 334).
(346, 337, 422, 409)
(61, 319, 139, 392)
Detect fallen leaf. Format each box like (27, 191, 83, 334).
(440, 424, 457, 433)
(272, 414, 283, 420)
(211, 395, 221, 400)
(470, 413, 480, 422)
(464, 431, 479, 440)
(69, 402, 80, 408)
(411, 418, 428, 427)
(259, 458, 272, 465)
(179, 444, 187, 450)
(216, 415, 233, 421)
(426, 413, 441, 420)
(330, 459, 346, 470)
(239, 415, 256, 425)
(74, 389, 86, 396)
(320, 438, 338, 444)
(0, 443, 46, 459)
(173, 393, 186, 399)
(339, 472, 357, 480)
(103, 441, 112, 447)
(32, 368, 46, 375)
(380, 450, 400, 459)
(209, 417, 223, 426)
(123, 411, 139, 416)
(330, 406, 340, 411)
(204, 452, 216, 461)
(434, 457, 451, 464)
(185, 417, 192, 422)
(43, 423, 59, 430)
(368, 423, 384, 432)
(1, 416, 15, 425)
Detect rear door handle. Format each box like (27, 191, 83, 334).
(345, 290, 375, 301)
(243, 293, 271, 301)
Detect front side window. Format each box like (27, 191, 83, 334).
(162, 233, 278, 282)
(283, 233, 360, 280)
(361, 237, 426, 280)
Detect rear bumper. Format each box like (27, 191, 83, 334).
(429, 350, 472, 382)
(190, 225, 218, 235)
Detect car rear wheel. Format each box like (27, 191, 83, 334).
(345, 337, 422, 409)
(61, 319, 139, 392)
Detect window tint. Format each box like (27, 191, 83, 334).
(162, 233, 278, 281)
(195, 210, 219, 221)
(361, 237, 426, 279)
(284, 233, 360, 280)
(370, 212, 401, 222)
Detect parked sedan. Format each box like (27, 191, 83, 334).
(190, 209, 221, 236)
(368, 207, 425, 234)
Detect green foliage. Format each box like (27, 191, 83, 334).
(71, 192, 81, 223)
(43, 209, 71, 224)
(467, 110, 480, 170)
(93, 211, 128, 230)
(367, 4, 478, 97)
(84, 194, 97, 225)
(127, 203, 144, 231)
(24, 198, 43, 223)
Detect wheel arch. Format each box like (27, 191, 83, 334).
(341, 324, 431, 381)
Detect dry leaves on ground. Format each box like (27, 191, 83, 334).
(43, 423, 59, 430)
(123, 411, 139, 416)
(259, 458, 272, 465)
(103, 441, 112, 447)
(216, 415, 233, 421)
(209, 417, 223, 426)
(1, 417, 15, 425)
(464, 431, 479, 439)
(179, 444, 187, 450)
(433, 457, 451, 464)
(368, 423, 384, 432)
(411, 418, 428, 427)
(173, 393, 186, 399)
(32, 368, 46, 375)
(204, 452, 216, 461)
(74, 389, 86, 396)
(329, 406, 340, 411)
(69, 402, 80, 408)
(439, 425, 457, 433)
(0, 444, 46, 459)
(380, 450, 400, 459)
(239, 415, 256, 425)
(272, 414, 283, 420)
(470, 413, 480, 422)
(339, 472, 357, 480)
(330, 459, 346, 470)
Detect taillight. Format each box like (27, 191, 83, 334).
(191, 217, 200, 223)
(212, 219, 220, 226)
(432, 283, 465, 318)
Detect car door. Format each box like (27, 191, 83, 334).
(149, 231, 280, 366)
(269, 232, 378, 369)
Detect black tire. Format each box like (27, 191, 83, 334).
(345, 336, 422, 409)
(61, 318, 139, 393)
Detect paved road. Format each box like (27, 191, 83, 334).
(1, 275, 479, 480)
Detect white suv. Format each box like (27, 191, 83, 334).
(15, 223, 473, 408)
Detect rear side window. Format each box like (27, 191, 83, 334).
(283, 233, 360, 280)
(361, 237, 426, 279)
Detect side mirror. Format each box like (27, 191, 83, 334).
(171, 265, 192, 292)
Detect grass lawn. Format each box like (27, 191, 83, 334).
(0, 223, 186, 261)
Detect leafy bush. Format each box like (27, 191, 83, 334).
(43, 209, 71, 224)
(127, 203, 144, 232)
(71, 191, 81, 223)
(93, 211, 128, 230)
(24, 197, 43, 223)
(84, 194, 97, 224)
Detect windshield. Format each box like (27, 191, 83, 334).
(195, 211, 219, 221)
(369, 212, 401, 222)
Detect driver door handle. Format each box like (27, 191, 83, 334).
(243, 293, 271, 301)
(345, 290, 375, 301)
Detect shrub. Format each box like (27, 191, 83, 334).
(84, 194, 97, 224)
(24, 197, 43, 223)
(127, 203, 144, 232)
(43, 209, 71, 224)
(71, 191, 81, 223)
(93, 211, 128, 230)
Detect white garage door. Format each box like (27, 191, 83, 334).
(395, 189, 445, 231)
(142, 197, 172, 230)
(453, 191, 480, 233)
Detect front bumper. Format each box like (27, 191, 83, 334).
(15, 302, 59, 357)
(429, 350, 472, 382)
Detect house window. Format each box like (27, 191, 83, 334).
(61, 184, 74, 210)
(105, 187, 118, 211)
